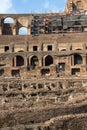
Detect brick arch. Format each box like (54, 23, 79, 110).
(27, 55, 39, 70)
(44, 55, 53, 66)
(2, 16, 16, 35)
(4, 17, 15, 24)
(74, 53, 83, 65)
(28, 54, 41, 60)
(18, 26, 28, 35)
(12, 55, 25, 67)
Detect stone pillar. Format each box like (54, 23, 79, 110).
(36, 95, 40, 102)
(54, 56, 57, 65)
(71, 55, 74, 66)
(43, 57, 45, 66)
(13, 26, 17, 35)
(83, 55, 86, 65)
(67, 56, 71, 65)
(24, 56, 27, 67)
(29, 57, 31, 65)
(27, 25, 31, 35)
(81, 55, 86, 73)
(39, 58, 42, 67)
(14, 57, 16, 67)
(9, 43, 14, 53)
(22, 83, 25, 91)
(83, 43, 86, 50)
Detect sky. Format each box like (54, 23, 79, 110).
(0, 0, 67, 14)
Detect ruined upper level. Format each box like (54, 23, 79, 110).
(0, 13, 87, 36)
(65, 0, 87, 14)
(0, 0, 87, 36)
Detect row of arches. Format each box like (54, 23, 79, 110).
(12, 54, 83, 68)
(2, 17, 28, 35)
(12, 55, 53, 68)
(3, 26, 28, 35)
(0, 53, 84, 77)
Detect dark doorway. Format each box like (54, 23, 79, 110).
(33, 46, 38, 51)
(48, 45, 52, 51)
(2, 24, 13, 35)
(45, 55, 53, 66)
(31, 56, 38, 69)
(12, 70, 20, 76)
(74, 54, 82, 65)
(4, 46, 9, 52)
(16, 56, 24, 66)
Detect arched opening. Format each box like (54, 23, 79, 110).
(12, 55, 24, 67)
(74, 54, 82, 65)
(30, 56, 39, 69)
(18, 27, 27, 35)
(4, 17, 14, 23)
(4, 46, 9, 52)
(3, 17, 14, 35)
(45, 55, 53, 66)
(16, 56, 24, 66)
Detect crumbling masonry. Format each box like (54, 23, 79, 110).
(1, 0, 87, 130)
(1, 1, 87, 77)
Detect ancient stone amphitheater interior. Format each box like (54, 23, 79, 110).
(1, 0, 87, 129)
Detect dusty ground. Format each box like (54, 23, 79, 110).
(0, 76, 87, 130)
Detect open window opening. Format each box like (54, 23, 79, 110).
(74, 54, 82, 65)
(33, 46, 38, 51)
(72, 68, 80, 75)
(58, 63, 65, 72)
(30, 56, 39, 69)
(12, 70, 20, 77)
(18, 27, 27, 35)
(4, 46, 9, 52)
(45, 55, 53, 66)
(41, 68, 50, 75)
(48, 45, 52, 51)
(16, 56, 24, 67)
(4, 17, 14, 24)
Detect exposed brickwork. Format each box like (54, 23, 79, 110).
(0, 0, 87, 129)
